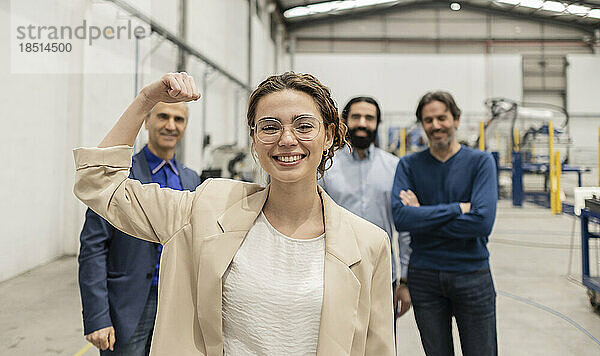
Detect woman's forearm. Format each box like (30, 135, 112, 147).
(98, 91, 156, 148)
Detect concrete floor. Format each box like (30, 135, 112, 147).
(2, 200, 600, 355)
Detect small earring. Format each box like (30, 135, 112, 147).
(322, 150, 328, 157)
(253, 152, 259, 159)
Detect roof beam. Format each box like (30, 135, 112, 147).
(470, 1, 597, 33)
(293, 35, 588, 43)
(284, 0, 598, 33)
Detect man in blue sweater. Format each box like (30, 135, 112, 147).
(391, 91, 498, 356)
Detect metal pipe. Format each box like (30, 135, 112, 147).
(593, 29, 600, 55)
(133, 36, 141, 153)
(200, 67, 213, 161)
(175, 0, 188, 162)
(274, 23, 283, 73)
(134, 36, 140, 98)
(234, 89, 240, 147)
(177, 0, 187, 72)
(289, 36, 296, 71)
(248, 0, 253, 86)
(106, 0, 251, 91)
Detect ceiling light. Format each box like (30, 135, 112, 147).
(307, 2, 339, 13)
(566, 4, 590, 16)
(283, 0, 398, 19)
(520, 0, 544, 9)
(450, 2, 461, 11)
(283, 7, 311, 18)
(588, 9, 600, 19)
(496, 0, 520, 5)
(353, 0, 397, 7)
(336, 1, 357, 10)
(541, 1, 566, 12)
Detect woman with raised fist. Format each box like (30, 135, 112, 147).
(73, 72, 394, 355)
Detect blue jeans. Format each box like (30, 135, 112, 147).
(101, 286, 157, 356)
(408, 267, 497, 356)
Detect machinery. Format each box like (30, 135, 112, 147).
(201, 144, 258, 183)
(387, 123, 428, 157)
(484, 97, 570, 167)
(483, 98, 588, 208)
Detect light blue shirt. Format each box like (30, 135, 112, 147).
(320, 144, 411, 281)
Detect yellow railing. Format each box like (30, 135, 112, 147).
(479, 121, 485, 151)
(549, 121, 556, 213)
(554, 151, 562, 214)
(400, 127, 406, 157)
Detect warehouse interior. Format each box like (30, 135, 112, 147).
(1, 0, 600, 355)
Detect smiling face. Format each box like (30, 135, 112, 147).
(420, 100, 460, 150)
(346, 101, 378, 150)
(145, 102, 188, 153)
(252, 89, 334, 185)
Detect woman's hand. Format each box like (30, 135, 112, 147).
(141, 72, 201, 105)
(98, 72, 200, 148)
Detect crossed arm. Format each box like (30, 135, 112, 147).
(391, 156, 497, 239)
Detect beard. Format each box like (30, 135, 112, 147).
(427, 129, 455, 150)
(349, 127, 377, 150)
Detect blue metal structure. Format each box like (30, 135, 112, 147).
(505, 156, 590, 207)
(512, 151, 523, 206)
(581, 208, 600, 310)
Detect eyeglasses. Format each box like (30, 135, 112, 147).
(253, 115, 321, 144)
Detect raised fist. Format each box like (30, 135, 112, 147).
(141, 72, 201, 105)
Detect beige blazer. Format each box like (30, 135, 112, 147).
(74, 146, 394, 356)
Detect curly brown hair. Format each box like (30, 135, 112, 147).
(247, 72, 349, 177)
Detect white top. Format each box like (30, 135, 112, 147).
(222, 212, 325, 356)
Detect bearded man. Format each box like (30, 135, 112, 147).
(319, 96, 412, 341)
